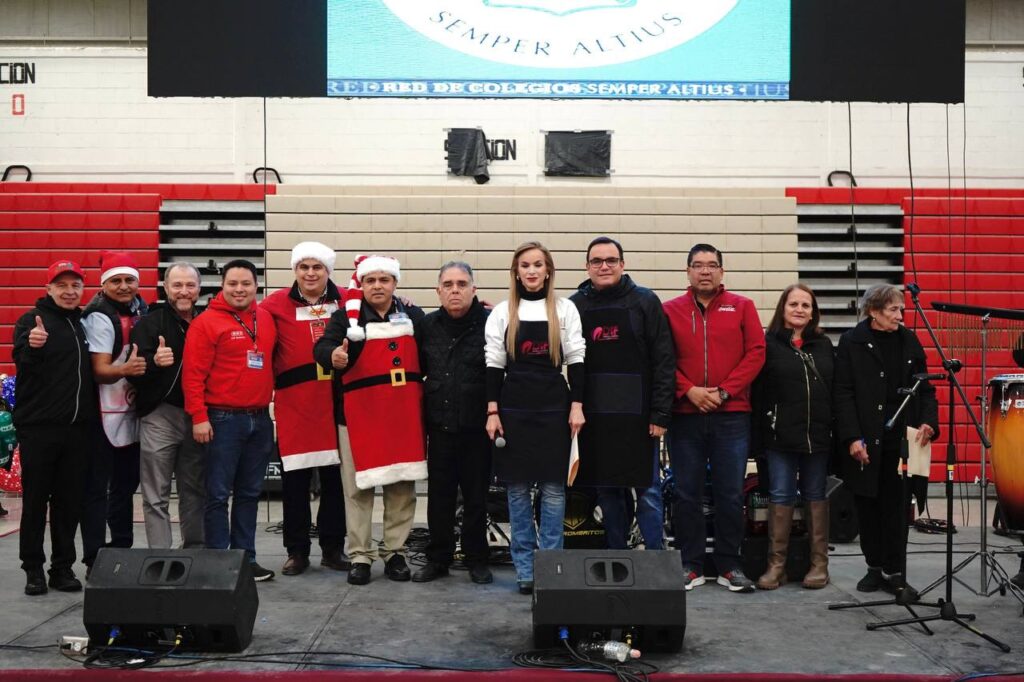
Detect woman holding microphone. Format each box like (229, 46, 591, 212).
(485, 241, 586, 595)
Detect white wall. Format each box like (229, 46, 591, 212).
(1, 46, 1022, 187)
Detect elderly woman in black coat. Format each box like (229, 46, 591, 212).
(834, 284, 939, 594)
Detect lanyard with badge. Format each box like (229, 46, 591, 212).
(231, 311, 264, 370)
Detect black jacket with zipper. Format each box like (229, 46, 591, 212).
(751, 328, 835, 457)
(128, 302, 195, 418)
(418, 298, 489, 434)
(12, 295, 98, 428)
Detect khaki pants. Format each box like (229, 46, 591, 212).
(337, 426, 416, 564)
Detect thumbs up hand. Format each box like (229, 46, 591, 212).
(122, 343, 148, 377)
(28, 315, 49, 349)
(331, 338, 350, 369)
(153, 335, 175, 368)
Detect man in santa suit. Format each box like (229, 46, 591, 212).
(261, 242, 349, 576)
(314, 255, 427, 586)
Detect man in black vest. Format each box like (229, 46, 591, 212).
(412, 261, 493, 584)
(570, 237, 675, 550)
(13, 261, 98, 594)
(80, 251, 148, 572)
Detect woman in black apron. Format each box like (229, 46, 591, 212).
(485, 241, 586, 595)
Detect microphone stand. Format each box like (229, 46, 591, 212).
(846, 283, 1010, 652)
(829, 377, 935, 635)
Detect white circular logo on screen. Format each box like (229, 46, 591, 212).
(380, 0, 739, 69)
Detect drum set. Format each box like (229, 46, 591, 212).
(930, 301, 1024, 602)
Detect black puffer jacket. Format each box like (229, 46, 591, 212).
(418, 299, 489, 433)
(751, 329, 835, 457)
(12, 295, 97, 428)
(570, 274, 675, 427)
(128, 302, 196, 417)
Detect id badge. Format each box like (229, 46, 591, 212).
(310, 319, 326, 342)
(247, 350, 265, 370)
(389, 312, 412, 325)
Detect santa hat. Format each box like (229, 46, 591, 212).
(290, 241, 336, 273)
(344, 254, 401, 341)
(99, 251, 140, 284)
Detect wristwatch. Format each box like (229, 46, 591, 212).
(718, 388, 731, 402)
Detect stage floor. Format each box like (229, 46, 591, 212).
(0, 494, 1023, 677)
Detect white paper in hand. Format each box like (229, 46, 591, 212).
(567, 434, 580, 486)
(903, 426, 932, 478)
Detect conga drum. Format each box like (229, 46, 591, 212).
(988, 374, 1024, 532)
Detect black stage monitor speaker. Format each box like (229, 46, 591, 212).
(533, 549, 686, 653)
(83, 548, 259, 652)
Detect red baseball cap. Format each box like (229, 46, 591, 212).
(46, 260, 85, 284)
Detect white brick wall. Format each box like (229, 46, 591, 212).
(1, 46, 1021, 187)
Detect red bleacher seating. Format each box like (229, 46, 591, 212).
(0, 183, 272, 375)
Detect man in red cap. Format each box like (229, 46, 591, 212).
(80, 250, 149, 574)
(13, 261, 98, 595)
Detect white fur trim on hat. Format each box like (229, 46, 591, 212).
(356, 255, 401, 282)
(100, 265, 140, 284)
(290, 241, 336, 274)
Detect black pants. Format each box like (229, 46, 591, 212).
(19, 423, 92, 572)
(81, 424, 140, 566)
(281, 464, 345, 556)
(426, 429, 492, 566)
(854, 442, 909, 574)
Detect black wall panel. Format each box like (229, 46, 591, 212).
(148, 0, 965, 104)
(148, 0, 325, 97)
(791, 0, 965, 103)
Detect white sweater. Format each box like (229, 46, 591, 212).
(484, 297, 586, 369)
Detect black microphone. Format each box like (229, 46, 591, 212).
(906, 282, 921, 296)
(913, 372, 945, 382)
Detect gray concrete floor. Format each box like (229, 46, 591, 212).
(0, 490, 1023, 676)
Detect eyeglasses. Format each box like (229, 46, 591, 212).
(688, 262, 722, 272)
(588, 257, 621, 268)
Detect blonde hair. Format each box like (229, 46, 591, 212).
(506, 241, 561, 367)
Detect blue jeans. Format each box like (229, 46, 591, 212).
(204, 410, 273, 562)
(668, 412, 750, 574)
(635, 455, 665, 550)
(765, 449, 828, 505)
(596, 444, 664, 550)
(507, 482, 565, 582)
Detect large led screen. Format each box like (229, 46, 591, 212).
(327, 1, 790, 100)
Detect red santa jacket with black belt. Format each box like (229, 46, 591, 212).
(261, 282, 342, 471)
(333, 298, 428, 490)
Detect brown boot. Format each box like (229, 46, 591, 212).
(757, 503, 793, 590)
(802, 500, 830, 589)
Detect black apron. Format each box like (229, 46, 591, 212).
(494, 320, 570, 484)
(576, 305, 654, 487)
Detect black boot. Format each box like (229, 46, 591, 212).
(25, 568, 48, 596)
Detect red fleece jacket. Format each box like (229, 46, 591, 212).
(182, 293, 277, 424)
(663, 286, 765, 414)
